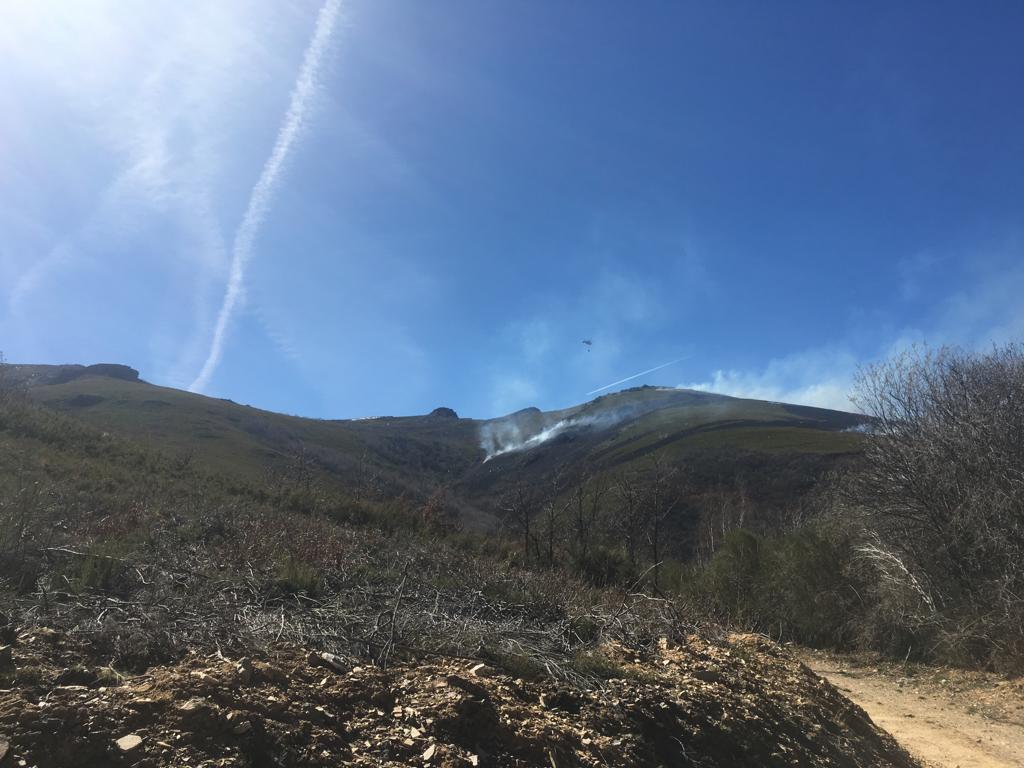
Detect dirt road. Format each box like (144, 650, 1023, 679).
(804, 653, 1024, 768)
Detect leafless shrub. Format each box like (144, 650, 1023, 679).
(847, 343, 1024, 668)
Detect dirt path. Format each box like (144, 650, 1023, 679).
(803, 653, 1024, 767)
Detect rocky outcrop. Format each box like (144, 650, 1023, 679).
(429, 407, 459, 419)
(83, 364, 140, 382)
(10, 363, 141, 386)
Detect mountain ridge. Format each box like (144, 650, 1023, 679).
(8, 362, 866, 537)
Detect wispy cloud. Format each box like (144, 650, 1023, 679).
(190, 0, 342, 393)
(681, 238, 1024, 412)
(0, 2, 282, 378)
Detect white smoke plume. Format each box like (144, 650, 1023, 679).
(479, 402, 651, 461)
(190, 0, 342, 393)
(480, 417, 577, 462)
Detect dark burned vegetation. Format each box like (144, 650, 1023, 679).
(0, 377, 688, 683)
(3, 345, 1023, 676)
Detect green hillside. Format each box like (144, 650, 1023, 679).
(9, 364, 865, 535)
(13, 364, 481, 499)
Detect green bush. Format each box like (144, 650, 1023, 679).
(573, 546, 634, 587)
(569, 649, 627, 680)
(274, 557, 321, 595)
(480, 647, 547, 680)
(696, 529, 764, 626)
(74, 551, 131, 595)
(686, 525, 866, 649)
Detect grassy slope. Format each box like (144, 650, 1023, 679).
(22, 370, 481, 497)
(14, 366, 865, 523)
(461, 387, 864, 504)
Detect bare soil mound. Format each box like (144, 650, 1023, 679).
(0, 629, 916, 767)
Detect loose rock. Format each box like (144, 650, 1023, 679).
(115, 734, 143, 752)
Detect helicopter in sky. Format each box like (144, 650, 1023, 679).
(582, 339, 592, 351)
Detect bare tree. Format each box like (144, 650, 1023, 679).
(418, 486, 460, 534)
(611, 470, 647, 571)
(644, 457, 684, 590)
(569, 472, 607, 564)
(265, 442, 327, 516)
(848, 343, 1024, 663)
(695, 481, 750, 565)
(499, 482, 539, 564)
(353, 449, 383, 501)
(536, 466, 571, 567)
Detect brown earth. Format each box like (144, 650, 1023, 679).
(0, 628, 918, 767)
(803, 650, 1024, 768)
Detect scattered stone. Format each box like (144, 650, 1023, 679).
(423, 743, 436, 761)
(469, 663, 494, 678)
(178, 698, 208, 713)
(308, 651, 348, 674)
(115, 734, 143, 753)
(253, 661, 288, 687)
(55, 665, 96, 687)
(539, 689, 581, 713)
(34, 627, 60, 643)
(235, 657, 254, 685)
(692, 669, 725, 684)
(176, 697, 218, 729)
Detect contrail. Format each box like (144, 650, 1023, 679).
(190, 0, 342, 393)
(586, 357, 688, 396)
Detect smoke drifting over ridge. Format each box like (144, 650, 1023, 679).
(479, 415, 584, 461)
(475, 384, 852, 462)
(478, 397, 661, 461)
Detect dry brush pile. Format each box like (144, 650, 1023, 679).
(0, 627, 918, 768)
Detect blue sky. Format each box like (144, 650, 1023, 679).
(2, 1, 1023, 418)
